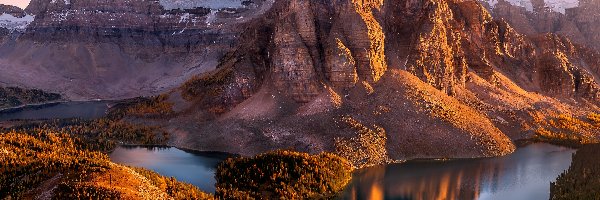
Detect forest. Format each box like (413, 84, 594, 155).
(0, 86, 61, 109)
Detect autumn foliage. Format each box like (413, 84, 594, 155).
(533, 113, 600, 147)
(0, 131, 111, 198)
(551, 144, 600, 199)
(131, 167, 213, 199)
(215, 150, 353, 199)
(335, 115, 390, 168)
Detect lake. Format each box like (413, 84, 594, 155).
(340, 143, 575, 200)
(0, 101, 578, 198)
(109, 146, 231, 193)
(0, 101, 111, 121)
(108, 143, 574, 199)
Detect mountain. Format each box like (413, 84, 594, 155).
(2, 0, 600, 165)
(0, 0, 272, 99)
(480, 0, 600, 51)
(143, 0, 600, 164)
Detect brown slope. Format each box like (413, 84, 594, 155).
(0, 0, 273, 100)
(124, 0, 600, 165)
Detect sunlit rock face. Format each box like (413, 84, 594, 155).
(8, 0, 597, 102)
(220, 0, 600, 102)
(1, 0, 600, 160)
(161, 0, 600, 160)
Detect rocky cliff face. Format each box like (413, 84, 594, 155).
(145, 0, 600, 164)
(481, 0, 600, 52)
(0, 5, 25, 17)
(0, 0, 273, 99)
(206, 0, 600, 106)
(2, 0, 600, 162)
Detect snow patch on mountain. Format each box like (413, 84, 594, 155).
(51, 0, 71, 5)
(544, 0, 579, 13)
(0, 13, 34, 32)
(159, 0, 244, 10)
(485, 0, 579, 14)
(487, 0, 535, 11)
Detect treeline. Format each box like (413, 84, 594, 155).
(3, 118, 169, 152)
(0, 131, 111, 198)
(0, 131, 212, 199)
(131, 167, 213, 199)
(551, 144, 600, 199)
(1, 131, 354, 199)
(216, 150, 354, 199)
(533, 113, 600, 147)
(0, 96, 357, 199)
(0, 86, 61, 109)
(107, 95, 174, 119)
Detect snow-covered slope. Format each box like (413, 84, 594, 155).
(0, 13, 34, 32)
(484, 0, 579, 13)
(486, 0, 535, 11)
(545, 0, 579, 13)
(159, 0, 245, 10)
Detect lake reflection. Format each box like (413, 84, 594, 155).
(341, 143, 574, 200)
(109, 146, 230, 193)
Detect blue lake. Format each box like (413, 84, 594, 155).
(109, 146, 231, 193)
(340, 143, 575, 200)
(109, 143, 574, 199)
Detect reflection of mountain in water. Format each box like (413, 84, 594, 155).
(342, 143, 575, 200)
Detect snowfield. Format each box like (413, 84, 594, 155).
(0, 13, 34, 31)
(159, 0, 245, 10)
(484, 0, 579, 14)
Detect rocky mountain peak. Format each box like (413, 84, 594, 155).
(0, 0, 599, 161)
(0, 4, 26, 17)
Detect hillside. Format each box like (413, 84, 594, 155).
(0, 130, 356, 199)
(0, 0, 274, 100)
(0, 131, 212, 199)
(98, 0, 600, 167)
(0, 0, 599, 166)
(480, 0, 600, 51)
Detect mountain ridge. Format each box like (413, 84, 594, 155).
(1, 0, 599, 164)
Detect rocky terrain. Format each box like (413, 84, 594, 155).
(2, 0, 600, 165)
(0, 86, 62, 109)
(118, 0, 600, 165)
(480, 0, 600, 51)
(0, 0, 273, 99)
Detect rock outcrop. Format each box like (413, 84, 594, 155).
(217, 0, 600, 104)
(0, 5, 25, 17)
(153, 0, 600, 161)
